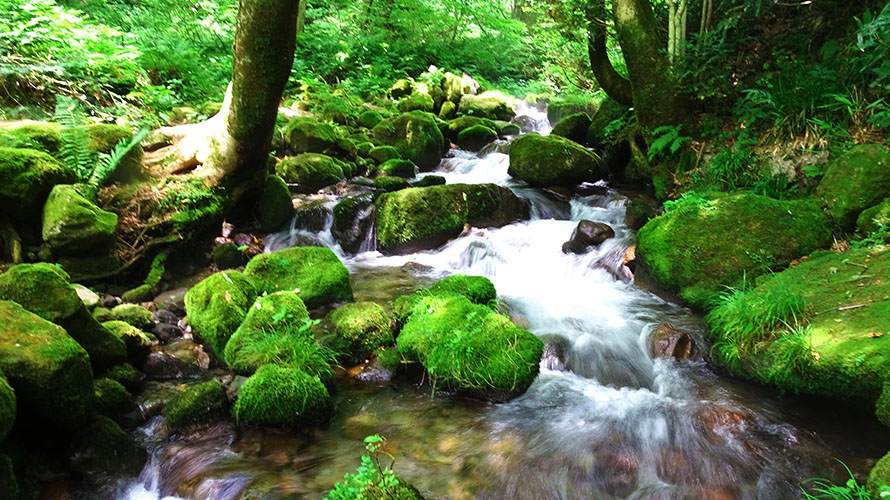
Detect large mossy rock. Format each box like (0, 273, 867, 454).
(707, 247, 890, 412)
(398, 294, 542, 401)
(508, 133, 605, 186)
(232, 364, 331, 427)
(0, 122, 62, 153)
(276, 153, 347, 194)
(397, 92, 435, 113)
(285, 117, 354, 160)
(441, 71, 477, 103)
(375, 183, 530, 254)
(258, 174, 294, 231)
(868, 451, 890, 500)
(0, 147, 74, 215)
(392, 275, 497, 328)
(243, 247, 353, 309)
(42, 184, 117, 253)
(551, 112, 592, 145)
(858, 198, 890, 235)
(163, 380, 229, 431)
(0, 300, 93, 430)
(377, 159, 416, 179)
(444, 116, 498, 141)
(0, 373, 14, 443)
(328, 302, 392, 360)
(456, 125, 497, 152)
(457, 93, 515, 121)
(368, 145, 402, 165)
(223, 291, 315, 374)
(184, 270, 258, 358)
(0, 263, 126, 370)
(815, 144, 890, 230)
(636, 193, 833, 308)
(389, 79, 415, 99)
(371, 111, 446, 170)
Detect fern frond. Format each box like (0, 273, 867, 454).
(84, 127, 149, 199)
(54, 95, 96, 181)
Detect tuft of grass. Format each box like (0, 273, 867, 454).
(233, 320, 337, 383)
(800, 461, 871, 500)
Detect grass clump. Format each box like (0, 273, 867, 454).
(232, 364, 331, 427)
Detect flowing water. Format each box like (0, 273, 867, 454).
(117, 105, 888, 500)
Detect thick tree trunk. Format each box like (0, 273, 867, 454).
(587, 19, 633, 106)
(613, 0, 686, 129)
(297, 0, 307, 33)
(187, 0, 299, 184)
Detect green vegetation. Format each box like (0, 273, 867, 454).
(243, 246, 353, 308)
(0, 372, 14, 443)
(327, 435, 424, 500)
(232, 364, 331, 427)
(328, 302, 393, 360)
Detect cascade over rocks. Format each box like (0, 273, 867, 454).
(331, 194, 376, 254)
(508, 133, 606, 187)
(635, 192, 832, 308)
(374, 183, 531, 254)
(562, 220, 615, 254)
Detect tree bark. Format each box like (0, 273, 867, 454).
(587, 18, 633, 105)
(188, 0, 299, 184)
(297, 0, 307, 33)
(613, 0, 686, 129)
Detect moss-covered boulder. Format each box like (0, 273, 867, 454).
(369, 145, 402, 165)
(413, 175, 446, 187)
(551, 112, 592, 145)
(456, 125, 497, 152)
(444, 116, 498, 141)
(103, 363, 143, 391)
(0, 122, 61, 152)
(357, 110, 384, 129)
(42, 184, 118, 254)
(111, 304, 154, 330)
(637, 193, 832, 308)
(184, 270, 258, 358)
(438, 100, 457, 120)
(707, 247, 890, 408)
(258, 174, 294, 231)
(276, 153, 346, 194)
(377, 159, 416, 179)
(398, 294, 542, 401)
(372, 111, 446, 170)
(497, 122, 521, 137)
(163, 380, 228, 431)
(389, 79, 415, 99)
(429, 275, 497, 306)
(457, 93, 515, 121)
(93, 377, 134, 417)
(374, 175, 410, 192)
(67, 416, 147, 479)
(285, 117, 354, 160)
(0, 373, 14, 443)
(816, 144, 890, 230)
(508, 133, 605, 186)
(328, 302, 393, 360)
(0, 300, 93, 429)
(223, 291, 310, 370)
(868, 450, 890, 499)
(0, 263, 126, 370)
(232, 364, 332, 427)
(243, 246, 352, 308)
(0, 147, 74, 216)
(586, 98, 630, 147)
(441, 72, 476, 102)
(397, 92, 435, 113)
(858, 198, 890, 236)
(375, 183, 530, 254)
(103, 320, 156, 359)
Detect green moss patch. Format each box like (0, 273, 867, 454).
(0, 374, 14, 443)
(816, 144, 890, 230)
(636, 192, 832, 308)
(507, 133, 605, 186)
(243, 247, 352, 309)
(0, 147, 74, 215)
(276, 153, 346, 194)
(457, 93, 515, 121)
(111, 304, 154, 330)
(397, 92, 434, 113)
(550, 112, 592, 145)
(456, 125, 497, 152)
(397, 294, 542, 401)
(371, 111, 445, 170)
(377, 159, 416, 179)
(102, 320, 156, 359)
(328, 302, 393, 360)
(93, 377, 134, 417)
(184, 270, 258, 358)
(258, 174, 294, 231)
(232, 364, 331, 427)
(163, 380, 228, 431)
(42, 184, 118, 254)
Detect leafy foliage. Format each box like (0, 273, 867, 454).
(326, 435, 408, 500)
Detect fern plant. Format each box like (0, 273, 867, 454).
(84, 127, 149, 199)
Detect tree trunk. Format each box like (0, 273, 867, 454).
(587, 19, 633, 106)
(613, 0, 686, 129)
(297, 0, 307, 33)
(187, 0, 299, 184)
(667, 0, 688, 64)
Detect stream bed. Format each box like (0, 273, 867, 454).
(118, 108, 889, 500)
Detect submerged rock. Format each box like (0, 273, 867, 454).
(243, 246, 353, 308)
(562, 220, 615, 254)
(508, 133, 605, 187)
(647, 323, 696, 361)
(375, 183, 530, 254)
(636, 192, 831, 308)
